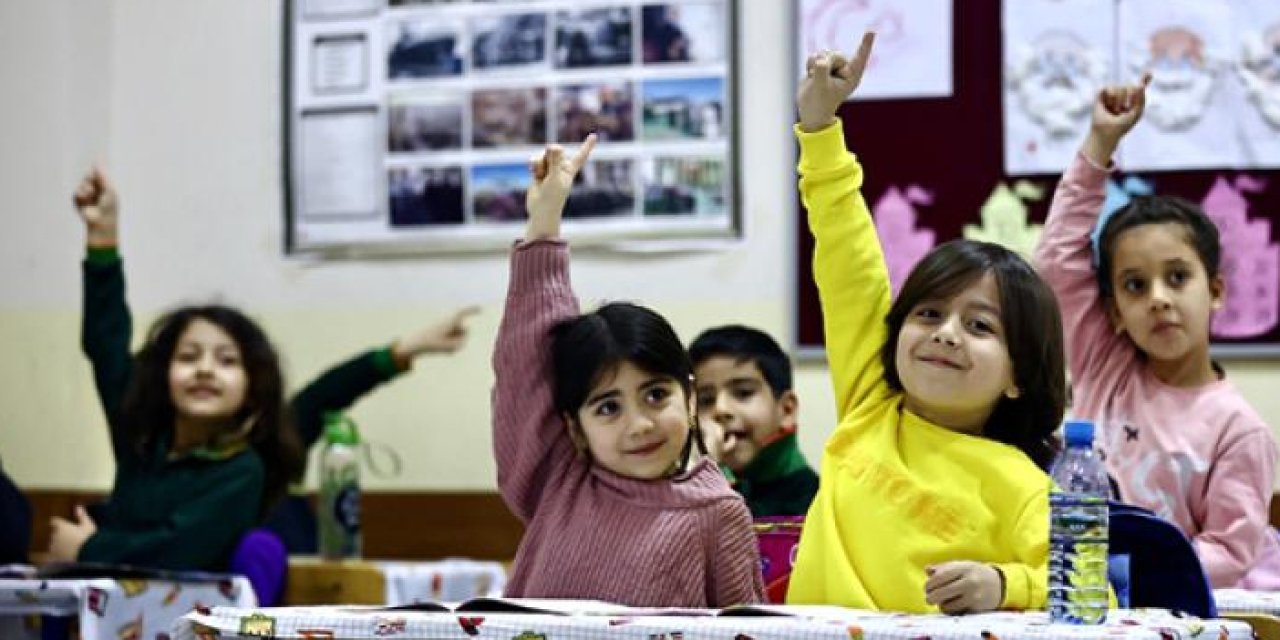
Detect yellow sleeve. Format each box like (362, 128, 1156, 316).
(993, 484, 1049, 610)
(797, 122, 892, 420)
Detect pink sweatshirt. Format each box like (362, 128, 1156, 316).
(491, 239, 765, 607)
(1035, 153, 1280, 589)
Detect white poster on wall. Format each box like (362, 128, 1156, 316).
(1232, 0, 1280, 168)
(1001, 0, 1113, 176)
(797, 0, 953, 101)
(1118, 0, 1241, 171)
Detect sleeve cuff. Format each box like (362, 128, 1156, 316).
(794, 121, 849, 173)
(992, 562, 1042, 610)
(85, 247, 121, 265)
(371, 346, 403, 376)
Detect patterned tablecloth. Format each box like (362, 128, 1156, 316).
(173, 605, 1252, 640)
(0, 575, 255, 640)
(1214, 588, 1280, 614)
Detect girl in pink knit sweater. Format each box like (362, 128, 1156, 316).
(1035, 76, 1280, 589)
(491, 135, 764, 607)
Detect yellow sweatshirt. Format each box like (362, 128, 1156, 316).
(785, 122, 1050, 613)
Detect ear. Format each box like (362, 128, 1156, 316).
(776, 389, 799, 429)
(1105, 298, 1127, 337)
(1209, 273, 1226, 311)
(562, 411, 588, 453)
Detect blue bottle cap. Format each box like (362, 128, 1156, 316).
(1063, 419, 1095, 447)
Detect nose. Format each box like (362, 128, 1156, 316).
(1148, 282, 1173, 311)
(630, 412, 657, 436)
(931, 317, 961, 348)
(194, 354, 215, 375)
(712, 391, 734, 424)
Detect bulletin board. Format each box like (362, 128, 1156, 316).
(794, 0, 1280, 358)
(284, 0, 741, 256)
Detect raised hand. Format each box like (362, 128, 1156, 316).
(524, 134, 598, 241)
(1083, 73, 1150, 166)
(796, 31, 876, 133)
(72, 168, 119, 248)
(923, 561, 1004, 614)
(391, 305, 482, 366)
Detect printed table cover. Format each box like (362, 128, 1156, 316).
(173, 605, 1252, 640)
(0, 575, 255, 640)
(375, 560, 507, 606)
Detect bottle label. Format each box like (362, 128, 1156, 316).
(1048, 492, 1109, 624)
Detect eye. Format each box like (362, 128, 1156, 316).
(174, 349, 199, 363)
(1121, 277, 1145, 294)
(914, 306, 941, 320)
(218, 353, 242, 367)
(966, 318, 996, 335)
(732, 386, 756, 401)
(695, 391, 715, 409)
(645, 385, 671, 405)
(594, 399, 620, 417)
(1168, 269, 1189, 286)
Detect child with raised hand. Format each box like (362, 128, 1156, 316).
(51, 169, 305, 570)
(492, 136, 764, 607)
(787, 33, 1067, 614)
(1034, 76, 1280, 589)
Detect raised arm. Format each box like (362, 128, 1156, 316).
(491, 136, 597, 522)
(74, 168, 134, 459)
(290, 307, 479, 450)
(1033, 77, 1149, 391)
(796, 34, 892, 418)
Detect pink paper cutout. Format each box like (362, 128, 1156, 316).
(873, 185, 936, 295)
(1202, 175, 1279, 338)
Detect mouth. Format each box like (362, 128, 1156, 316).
(918, 355, 963, 370)
(625, 440, 667, 456)
(1151, 321, 1181, 335)
(185, 386, 222, 398)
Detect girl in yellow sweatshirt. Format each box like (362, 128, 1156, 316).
(787, 33, 1066, 614)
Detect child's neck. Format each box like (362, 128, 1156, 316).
(1148, 344, 1219, 388)
(171, 416, 232, 454)
(901, 396, 991, 436)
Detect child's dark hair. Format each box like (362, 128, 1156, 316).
(121, 306, 304, 518)
(689, 325, 793, 397)
(881, 240, 1066, 469)
(1096, 195, 1221, 299)
(552, 303, 710, 463)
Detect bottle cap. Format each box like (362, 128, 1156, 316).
(324, 412, 360, 445)
(1063, 419, 1095, 447)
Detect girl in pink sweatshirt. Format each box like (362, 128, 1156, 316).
(1035, 76, 1280, 589)
(491, 135, 764, 607)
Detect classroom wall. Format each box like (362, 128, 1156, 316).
(1, 0, 1277, 492)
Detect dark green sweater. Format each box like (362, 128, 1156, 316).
(81, 251, 404, 567)
(730, 432, 819, 518)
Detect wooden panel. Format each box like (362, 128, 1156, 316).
(26, 490, 523, 561)
(284, 557, 386, 605)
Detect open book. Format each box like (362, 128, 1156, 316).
(384, 597, 841, 618)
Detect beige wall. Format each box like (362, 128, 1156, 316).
(1, 0, 1278, 492)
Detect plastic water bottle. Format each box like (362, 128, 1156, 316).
(318, 412, 362, 560)
(1048, 419, 1109, 624)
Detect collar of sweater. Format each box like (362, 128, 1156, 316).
(735, 430, 809, 487)
(586, 457, 733, 507)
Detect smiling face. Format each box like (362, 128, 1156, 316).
(1106, 222, 1223, 374)
(167, 318, 249, 425)
(571, 360, 693, 480)
(894, 273, 1018, 434)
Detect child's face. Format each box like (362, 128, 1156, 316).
(694, 356, 797, 473)
(168, 318, 249, 425)
(572, 361, 692, 480)
(1106, 222, 1222, 365)
(895, 273, 1018, 434)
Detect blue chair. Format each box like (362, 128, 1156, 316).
(230, 528, 288, 606)
(1108, 501, 1216, 618)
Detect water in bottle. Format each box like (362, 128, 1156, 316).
(318, 412, 362, 560)
(1048, 419, 1109, 624)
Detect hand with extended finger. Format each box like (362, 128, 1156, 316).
(524, 134, 598, 241)
(72, 168, 119, 248)
(1084, 73, 1150, 165)
(47, 505, 97, 563)
(796, 31, 877, 133)
(923, 561, 1004, 614)
(391, 305, 482, 367)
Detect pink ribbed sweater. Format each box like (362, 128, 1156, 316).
(492, 239, 764, 608)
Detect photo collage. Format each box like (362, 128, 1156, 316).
(383, 0, 735, 233)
